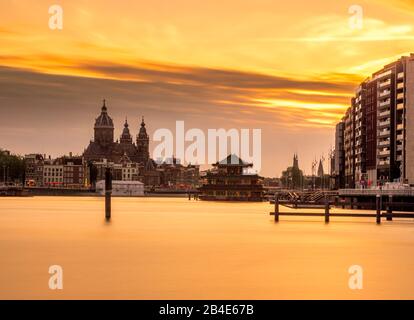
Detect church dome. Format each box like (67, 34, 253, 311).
(95, 99, 114, 128)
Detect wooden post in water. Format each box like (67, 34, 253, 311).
(274, 193, 279, 222)
(105, 167, 112, 220)
(324, 195, 330, 223)
(376, 194, 381, 224)
(386, 195, 393, 221)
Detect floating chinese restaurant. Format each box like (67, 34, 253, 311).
(198, 154, 263, 201)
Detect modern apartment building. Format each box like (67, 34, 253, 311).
(335, 54, 414, 187)
(333, 122, 345, 188)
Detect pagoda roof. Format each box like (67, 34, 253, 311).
(214, 154, 253, 167)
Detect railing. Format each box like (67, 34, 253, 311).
(338, 189, 414, 196)
(379, 80, 391, 87)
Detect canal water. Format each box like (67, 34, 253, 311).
(0, 196, 413, 299)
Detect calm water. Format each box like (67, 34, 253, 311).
(1, 196, 414, 299)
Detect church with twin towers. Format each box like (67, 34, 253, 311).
(83, 100, 152, 166)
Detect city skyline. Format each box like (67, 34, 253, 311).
(2, 0, 414, 176)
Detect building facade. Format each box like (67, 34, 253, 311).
(335, 54, 414, 187)
(24, 154, 44, 186)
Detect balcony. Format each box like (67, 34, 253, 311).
(378, 140, 390, 147)
(397, 155, 403, 162)
(397, 93, 404, 100)
(397, 144, 403, 151)
(397, 134, 404, 140)
(379, 130, 390, 137)
(397, 103, 404, 110)
(397, 82, 404, 90)
(379, 110, 390, 118)
(397, 123, 404, 131)
(378, 160, 390, 166)
(379, 79, 391, 87)
(379, 149, 390, 156)
(398, 72, 404, 79)
(378, 120, 390, 127)
(379, 90, 391, 97)
(379, 100, 391, 107)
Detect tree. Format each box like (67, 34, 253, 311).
(0, 148, 25, 184)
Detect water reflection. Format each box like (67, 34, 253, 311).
(0, 196, 413, 299)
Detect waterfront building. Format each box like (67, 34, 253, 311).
(24, 154, 44, 186)
(335, 54, 414, 187)
(43, 158, 64, 187)
(61, 154, 88, 188)
(332, 122, 345, 189)
(198, 154, 263, 201)
(157, 157, 200, 189)
(95, 180, 144, 196)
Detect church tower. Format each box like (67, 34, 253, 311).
(136, 116, 149, 163)
(120, 118, 133, 144)
(94, 99, 114, 147)
(293, 153, 299, 169)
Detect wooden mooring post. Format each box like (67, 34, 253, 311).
(376, 194, 381, 224)
(324, 195, 330, 223)
(386, 195, 393, 221)
(105, 167, 112, 221)
(274, 193, 279, 222)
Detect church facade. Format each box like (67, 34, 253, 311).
(83, 100, 150, 165)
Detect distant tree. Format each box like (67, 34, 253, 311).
(0, 148, 25, 184)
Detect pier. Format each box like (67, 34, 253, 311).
(270, 193, 414, 224)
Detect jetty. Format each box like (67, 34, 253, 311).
(269, 191, 414, 224)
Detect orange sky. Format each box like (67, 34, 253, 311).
(1, 0, 414, 175)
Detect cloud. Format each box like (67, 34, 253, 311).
(0, 63, 353, 176)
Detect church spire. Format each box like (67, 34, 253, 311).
(120, 116, 132, 144)
(102, 99, 107, 112)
